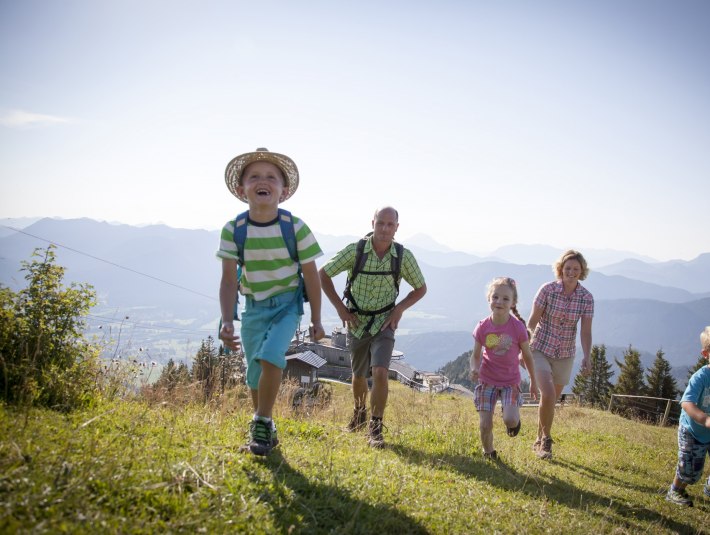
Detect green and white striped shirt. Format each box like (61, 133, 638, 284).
(217, 214, 322, 302)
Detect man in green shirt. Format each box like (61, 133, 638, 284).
(319, 207, 427, 448)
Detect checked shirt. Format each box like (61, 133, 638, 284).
(321, 237, 425, 338)
(530, 280, 594, 359)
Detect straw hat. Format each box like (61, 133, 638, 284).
(225, 148, 299, 203)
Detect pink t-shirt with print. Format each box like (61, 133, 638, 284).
(473, 315, 528, 387)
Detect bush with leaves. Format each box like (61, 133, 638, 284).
(0, 246, 101, 410)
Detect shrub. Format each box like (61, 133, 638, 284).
(0, 246, 101, 410)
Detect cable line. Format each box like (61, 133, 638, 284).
(2, 224, 217, 301)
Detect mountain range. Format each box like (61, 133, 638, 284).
(1, 217, 709, 381)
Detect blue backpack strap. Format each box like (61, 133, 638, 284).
(230, 210, 250, 321)
(277, 209, 307, 311)
(277, 208, 299, 264)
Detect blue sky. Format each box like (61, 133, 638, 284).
(1, 0, 709, 261)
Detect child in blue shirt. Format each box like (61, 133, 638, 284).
(665, 326, 710, 507)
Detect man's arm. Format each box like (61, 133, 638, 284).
(382, 283, 427, 331)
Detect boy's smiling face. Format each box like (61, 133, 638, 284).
(237, 161, 288, 207)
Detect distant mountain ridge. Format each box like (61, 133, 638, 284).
(1, 217, 708, 371)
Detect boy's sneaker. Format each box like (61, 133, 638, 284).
(271, 424, 279, 448)
(666, 486, 693, 507)
(536, 437, 553, 460)
(247, 419, 274, 456)
(347, 406, 367, 432)
(507, 420, 521, 437)
(704, 484, 710, 498)
(532, 438, 541, 452)
(367, 418, 385, 449)
(483, 450, 498, 460)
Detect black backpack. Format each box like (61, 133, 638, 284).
(342, 232, 404, 330)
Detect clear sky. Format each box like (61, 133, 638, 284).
(1, 0, 709, 261)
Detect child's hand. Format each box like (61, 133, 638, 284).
(219, 322, 241, 351)
(309, 321, 325, 341)
(469, 369, 479, 382)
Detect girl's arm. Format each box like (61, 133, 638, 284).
(520, 340, 538, 400)
(469, 341, 483, 383)
(681, 401, 710, 429)
(301, 261, 325, 341)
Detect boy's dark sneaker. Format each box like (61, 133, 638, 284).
(536, 437, 553, 460)
(507, 420, 521, 437)
(666, 486, 693, 507)
(347, 406, 367, 432)
(248, 419, 274, 456)
(483, 450, 498, 460)
(271, 425, 279, 448)
(367, 418, 385, 449)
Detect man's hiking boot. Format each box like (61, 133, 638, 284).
(347, 406, 367, 432)
(666, 486, 693, 507)
(536, 437, 553, 460)
(367, 418, 385, 449)
(247, 419, 274, 456)
(507, 419, 521, 437)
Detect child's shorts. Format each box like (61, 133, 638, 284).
(675, 424, 710, 485)
(474, 383, 523, 412)
(240, 290, 301, 390)
(349, 328, 395, 378)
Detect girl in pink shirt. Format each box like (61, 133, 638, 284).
(470, 277, 537, 459)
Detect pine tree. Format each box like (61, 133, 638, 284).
(572, 344, 614, 408)
(645, 349, 679, 399)
(613, 346, 646, 418)
(644, 349, 680, 424)
(687, 354, 708, 380)
(192, 337, 220, 401)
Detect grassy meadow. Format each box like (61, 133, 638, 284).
(1, 380, 708, 534)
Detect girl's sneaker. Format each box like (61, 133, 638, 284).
(507, 420, 521, 437)
(666, 486, 693, 507)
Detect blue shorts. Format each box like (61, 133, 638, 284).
(240, 290, 301, 390)
(675, 424, 710, 485)
(474, 383, 523, 412)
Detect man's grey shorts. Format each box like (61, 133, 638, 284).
(349, 328, 395, 378)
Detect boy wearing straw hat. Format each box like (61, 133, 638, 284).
(217, 148, 325, 456)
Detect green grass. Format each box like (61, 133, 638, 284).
(1, 382, 708, 534)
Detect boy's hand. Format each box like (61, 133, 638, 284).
(469, 369, 479, 382)
(309, 321, 325, 341)
(219, 322, 241, 351)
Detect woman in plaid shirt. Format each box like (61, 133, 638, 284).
(527, 250, 594, 460)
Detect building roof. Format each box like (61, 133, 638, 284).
(389, 359, 419, 380)
(286, 350, 327, 369)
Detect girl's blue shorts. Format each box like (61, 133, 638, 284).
(240, 290, 301, 390)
